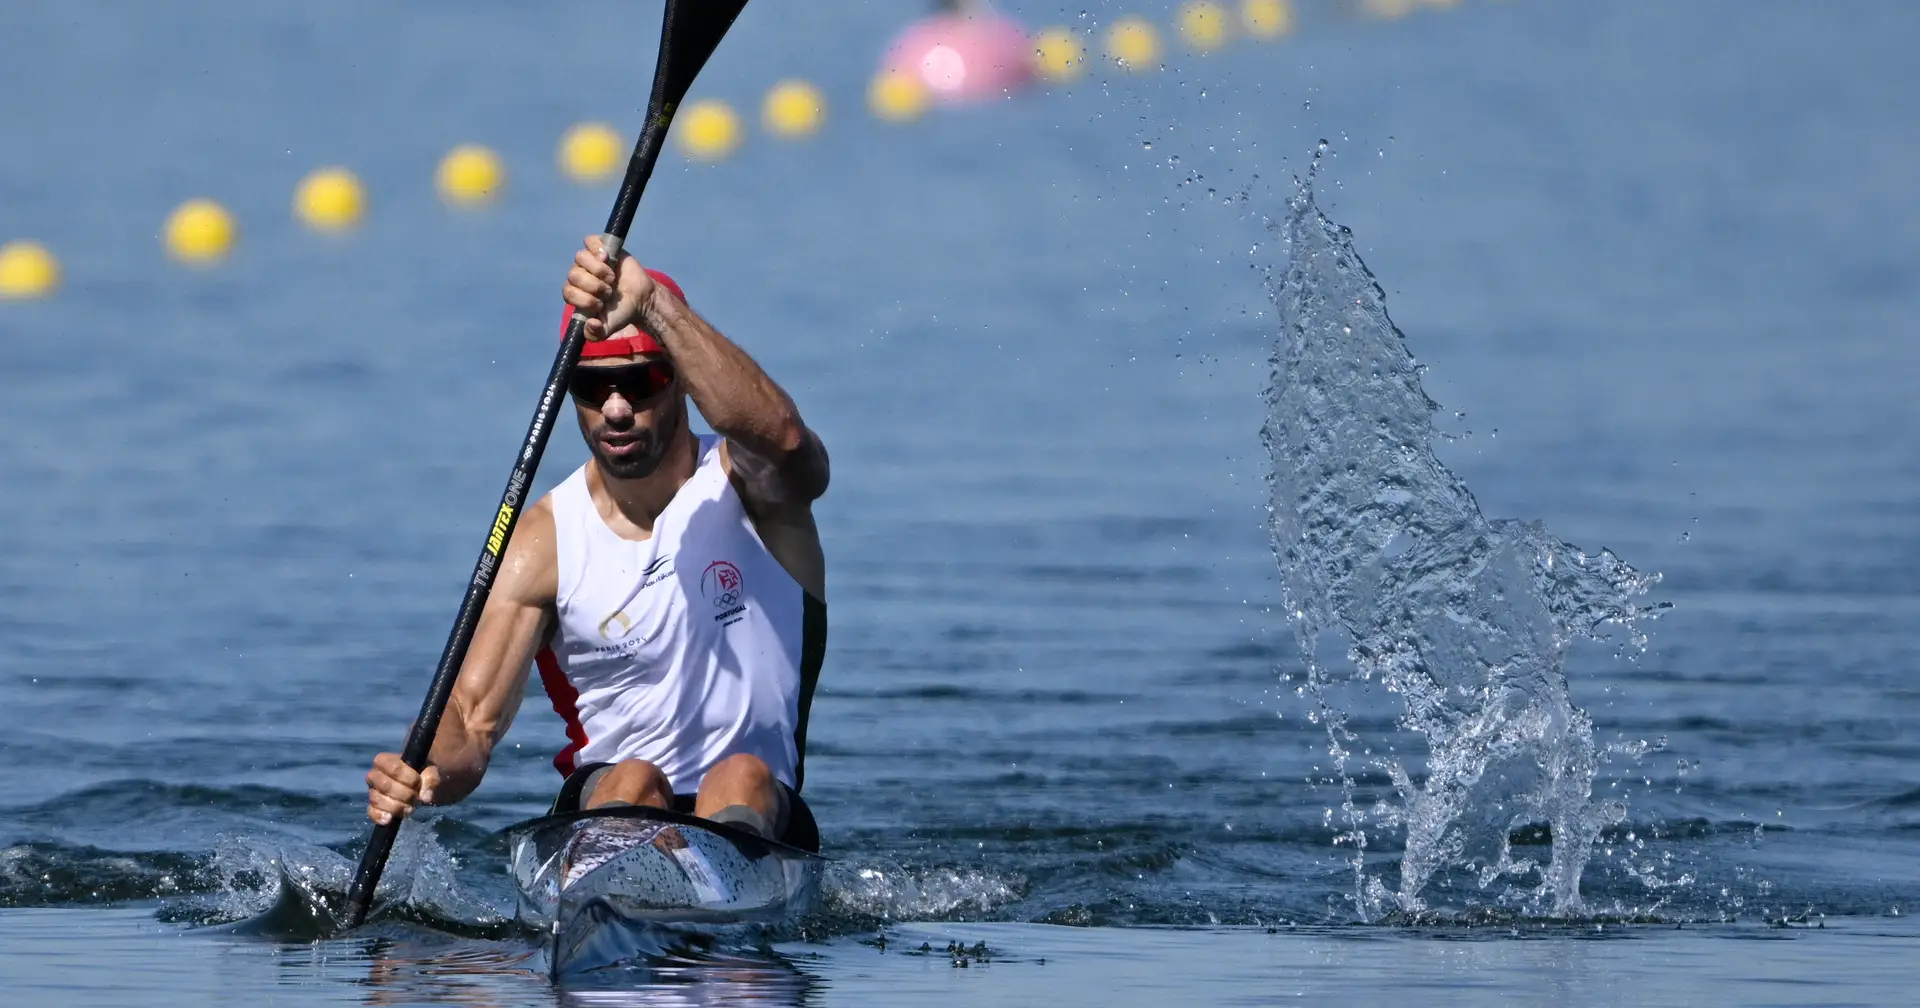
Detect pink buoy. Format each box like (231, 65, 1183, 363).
(881, 7, 1034, 104)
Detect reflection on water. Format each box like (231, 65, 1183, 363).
(284, 930, 816, 1007)
(352, 935, 541, 1006)
(8, 909, 1920, 1007)
(551, 954, 814, 1008)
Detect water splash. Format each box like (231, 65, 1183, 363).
(821, 861, 1025, 922)
(1262, 146, 1664, 918)
(162, 820, 510, 936)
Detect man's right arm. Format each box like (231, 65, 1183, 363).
(365, 498, 559, 825)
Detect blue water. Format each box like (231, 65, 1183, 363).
(4, 0, 1919, 1003)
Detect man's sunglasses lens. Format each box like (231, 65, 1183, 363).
(569, 361, 675, 406)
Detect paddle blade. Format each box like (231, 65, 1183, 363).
(656, 0, 751, 110)
(605, 0, 752, 242)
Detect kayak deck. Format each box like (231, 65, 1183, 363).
(503, 806, 822, 976)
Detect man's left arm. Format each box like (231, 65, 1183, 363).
(647, 288, 830, 600)
(638, 281, 830, 505)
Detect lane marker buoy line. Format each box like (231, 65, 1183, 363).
(3, 0, 1487, 291)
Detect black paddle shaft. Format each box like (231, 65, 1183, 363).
(341, 0, 750, 930)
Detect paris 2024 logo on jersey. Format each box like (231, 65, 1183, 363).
(701, 560, 748, 626)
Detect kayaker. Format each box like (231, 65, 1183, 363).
(363, 236, 828, 850)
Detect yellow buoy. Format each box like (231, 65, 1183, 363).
(677, 99, 743, 161)
(1361, 0, 1417, 19)
(1106, 16, 1160, 71)
(763, 79, 826, 139)
(867, 70, 929, 124)
(437, 144, 504, 207)
(1242, 0, 1295, 39)
(0, 240, 60, 300)
(1178, 2, 1232, 51)
(558, 123, 623, 184)
(164, 199, 236, 266)
(1033, 27, 1085, 82)
(293, 167, 365, 233)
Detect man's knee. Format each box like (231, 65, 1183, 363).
(702, 752, 774, 790)
(586, 759, 672, 809)
(697, 753, 784, 839)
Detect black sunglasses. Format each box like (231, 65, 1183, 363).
(568, 360, 677, 408)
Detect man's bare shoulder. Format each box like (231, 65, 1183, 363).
(498, 495, 559, 606)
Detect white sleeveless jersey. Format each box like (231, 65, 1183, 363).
(534, 436, 824, 793)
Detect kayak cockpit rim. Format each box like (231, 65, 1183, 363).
(498, 804, 829, 861)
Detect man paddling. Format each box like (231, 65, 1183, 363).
(364, 237, 829, 849)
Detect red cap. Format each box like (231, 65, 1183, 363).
(563, 268, 687, 359)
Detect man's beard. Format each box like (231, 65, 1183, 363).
(585, 397, 685, 481)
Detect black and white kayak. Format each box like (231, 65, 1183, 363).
(504, 806, 823, 977)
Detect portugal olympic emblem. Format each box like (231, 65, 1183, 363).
(701, 560, 744, 610)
